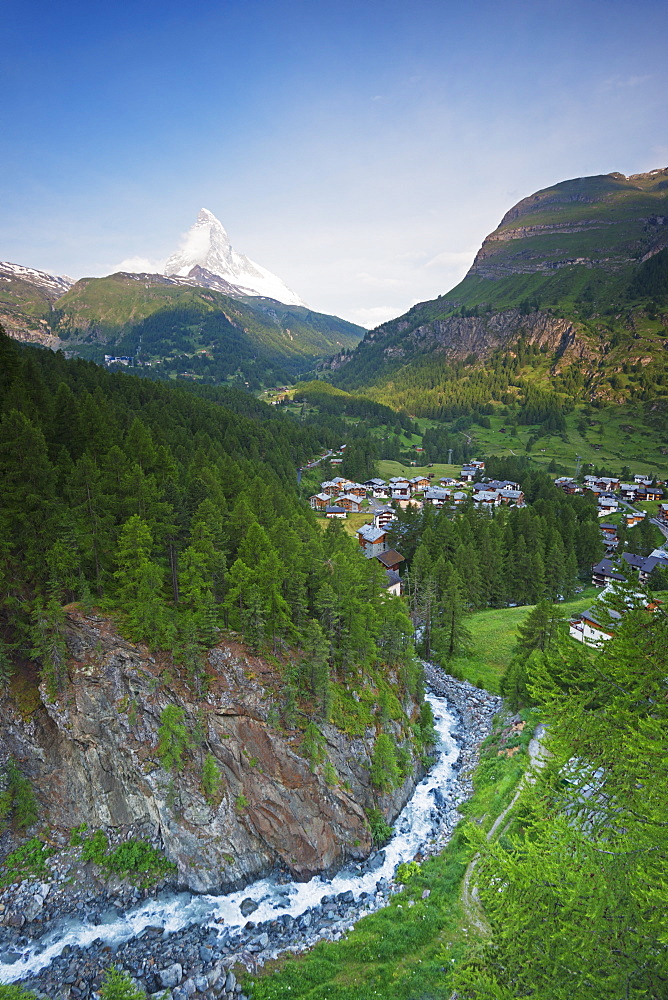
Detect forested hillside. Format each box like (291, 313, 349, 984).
(0, 328, 419, 729)
(0, 269, 364, 388)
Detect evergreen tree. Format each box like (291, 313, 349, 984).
(370, 732, 400, 792)
(201, 753, 222, 804)
(30, 597, 68, 696)
(157, 705, 189, 771)
(516, 599, 564, 653)
(458, 605, 668, 999)
(436, 569, 472, 659)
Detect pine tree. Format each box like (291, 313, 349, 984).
(437, 569, 472, 659)
(201, 753, 222, 804)
(457, 605, 668, 999)
(302, 722, 326, 773)
(516, 599, 564, 653)
(30, 597, 68, 696)
(157, 705, 189, 771)
(370, 732, 400, 792)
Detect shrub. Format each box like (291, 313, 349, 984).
(201, 753, 222, 804)
(366, 808, 393, 846)
(0, 759, 38, 830)
(100, 966, 146, 1000)
(395, 860, 421, 884)
(80, 830, 176, 886)
(370, 733, 401, 792)
(0, 837, 55, 886)
(0, 987, 40, 1000)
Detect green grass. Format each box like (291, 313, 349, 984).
(377, 460, 462, 480)
(440, 589, 599, 693)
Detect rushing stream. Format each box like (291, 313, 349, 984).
(0, 689, 467, 986)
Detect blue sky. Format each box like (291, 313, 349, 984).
(2, 0, 667, 326)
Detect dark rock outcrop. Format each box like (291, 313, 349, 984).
(0, 611, 422, 892)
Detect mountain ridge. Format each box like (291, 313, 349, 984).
(328, 166, 668, 398)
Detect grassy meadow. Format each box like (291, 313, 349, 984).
(440, 588, 599, 693)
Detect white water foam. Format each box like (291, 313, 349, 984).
(0, 693, 458, 984)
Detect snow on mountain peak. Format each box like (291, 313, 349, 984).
(164, 209, 305, 306)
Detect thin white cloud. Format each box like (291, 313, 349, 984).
(348, 305, 407, 329)
(114, 255, 166, 274)
(601, 73, 652, 90)
(356, 271, 408, 288)
(425, 249, 476, 269)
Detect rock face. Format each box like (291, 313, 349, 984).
(0, 611, 421, 892)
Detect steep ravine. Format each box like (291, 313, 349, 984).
(0, 611, 424, 894)
(0, 672, 502, 997)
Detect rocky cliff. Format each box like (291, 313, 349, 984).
(329, 167, 668, 392)
(1, 611, 422, 893)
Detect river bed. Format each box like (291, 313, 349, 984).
(0, 673, 502, 998)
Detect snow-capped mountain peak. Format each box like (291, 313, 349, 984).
(0, 261, 74, 300)
(164, 209, 305, 306)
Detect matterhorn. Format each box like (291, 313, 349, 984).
(164, 208, 305, 306)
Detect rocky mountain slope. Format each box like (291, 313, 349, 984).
(1, 609, 423, 893)
(330, 168, 668, 394)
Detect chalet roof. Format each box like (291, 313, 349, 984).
(595, 551, 668, 580)
(311, 492, 330, 501)
(375, 549, 406, 568)
(499, 489, 523, 500)
(365, 478, 386, 487)
(599, 522, 617, 530)
(381, 568, 402, 589)
(424, 488, 449, 500)
(338, 493, 362, 504)
(325, 506, 346, 514)
(592, 559, 626, 581)
(582, 607, 622, 629)
(357, 524, 386, 543)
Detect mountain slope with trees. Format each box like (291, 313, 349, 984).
(328, 168, 668, 432)
(0, 269, 364, 387)
(0, 327, 431, 886)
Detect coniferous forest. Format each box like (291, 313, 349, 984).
(0, 326, 418, 711)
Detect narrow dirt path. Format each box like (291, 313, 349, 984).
(460, 724, 547, 934)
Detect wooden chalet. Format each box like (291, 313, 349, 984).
(357, 523, 389, 558)
(309, 492, 331, 510)
(337, 493, 363, 512)
(373, 506, 396, 530)
(375, 549, 406, 573)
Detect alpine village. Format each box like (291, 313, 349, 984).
(1, 168, 668, 1000)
